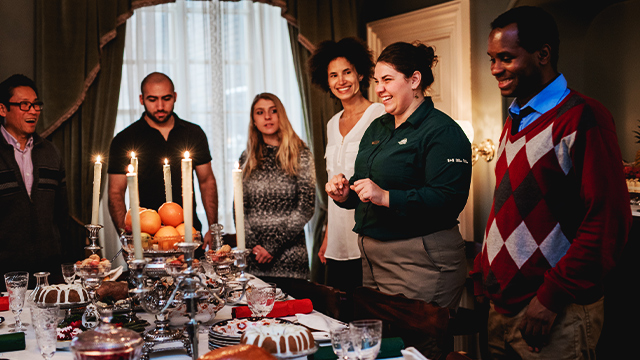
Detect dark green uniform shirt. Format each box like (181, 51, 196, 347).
(336, 98, 472, 240)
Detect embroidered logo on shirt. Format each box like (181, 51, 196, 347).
(398, 138, 407, 145)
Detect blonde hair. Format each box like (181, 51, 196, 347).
(243, 93, 306, 179)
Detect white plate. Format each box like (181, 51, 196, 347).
(57, 339, 72, 350)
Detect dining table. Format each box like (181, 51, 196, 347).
(0, 277, 403, 360)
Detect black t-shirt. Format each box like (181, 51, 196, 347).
(107, 114, 212, 230)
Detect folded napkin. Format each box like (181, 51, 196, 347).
(401, 346, 430, 360)
(232, 298, 313, 318)
(296, 312, 345, 332)
(0, 332, 26, 352)
(314, 337, 405, 360)
(0, 296, 8, 311)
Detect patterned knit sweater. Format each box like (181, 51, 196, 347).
(240, 145, 315, 279)
(472, 91, 631, 315)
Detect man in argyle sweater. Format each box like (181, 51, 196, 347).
(471, 6, 631, 359)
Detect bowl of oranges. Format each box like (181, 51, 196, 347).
(120, 202, 202, 256)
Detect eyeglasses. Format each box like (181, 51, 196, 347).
(7, 101, 44, 111)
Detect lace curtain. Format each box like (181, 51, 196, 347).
(102, 0, 305, 265)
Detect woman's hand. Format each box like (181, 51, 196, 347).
(252, 245, 273, 264)
(351, 179, 390, 207)
(325, 174, 350, 203)
(318, 228, 328, 264)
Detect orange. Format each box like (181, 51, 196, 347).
(154, 226, 181, 250)
(175, 223, 196, 236)
(154, 225, 180, 239)
(140, 209, 162, 235)
(124, 207, 146, 232)
(158, 202, 184, 227)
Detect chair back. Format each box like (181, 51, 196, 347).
(352, 286, 451, 358)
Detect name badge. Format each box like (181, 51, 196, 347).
(372, 140, 380, 145)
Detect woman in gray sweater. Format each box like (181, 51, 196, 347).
(239, 93, 315, 282)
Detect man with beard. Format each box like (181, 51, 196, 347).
(0, 74, 74, 290)
(108, 72, 218, 248)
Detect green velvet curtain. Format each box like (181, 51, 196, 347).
(34, 0, 169, 251)
(271, 0, 364, 282)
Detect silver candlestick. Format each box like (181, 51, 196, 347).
(84, 224, 103, 255)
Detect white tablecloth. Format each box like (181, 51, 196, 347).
(0, 279, 333, 360)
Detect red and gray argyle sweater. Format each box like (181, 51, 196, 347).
(472, 91, 631, 315)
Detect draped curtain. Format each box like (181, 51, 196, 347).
(34, 0, 166, 257)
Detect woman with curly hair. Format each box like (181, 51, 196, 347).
(239, 92, 315, 282)
(308, 37, 385, 294)
(326, 41, 471, 309)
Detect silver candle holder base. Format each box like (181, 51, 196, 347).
(85, 224, 103, 254)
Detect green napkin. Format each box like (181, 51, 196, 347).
(0, 332, 26, 352)
(314, 337, 404, 359)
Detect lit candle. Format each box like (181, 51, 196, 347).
(126, 164, 143, 259)
(233, 161, 245, 249)
(182, 151, 193, 243)
(130, 151, 138, 174)
(91, 155, 102, 225)
(163, 158, 172, 203)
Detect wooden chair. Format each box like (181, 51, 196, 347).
(268, 278, 350, 322)
(352, 286, 451, 359)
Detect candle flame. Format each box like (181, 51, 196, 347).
(184, 151, 190, 159)
(128, 164, 134, 174)
(165, 158, 169, 165)
(234, 161, 240, 170)
(95, 155, 102, 163)
(130, 151, 136, 159)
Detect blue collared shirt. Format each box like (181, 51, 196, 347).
(509, 74, 571, 132)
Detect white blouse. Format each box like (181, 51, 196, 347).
(324, 103, 386, 260)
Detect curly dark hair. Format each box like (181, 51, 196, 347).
(376, 41, 438, 92)
(307, 37, 375, 96)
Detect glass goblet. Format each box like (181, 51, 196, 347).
(32, 303, 61, 360)
(246, 285, 276, 317)
(61, 263, 76, 284)
(331, 327, 355, 360)
(4, 271, 29, 332)
(349, 319, 383, 360)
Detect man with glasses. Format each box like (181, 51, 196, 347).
(0, 74, 71, 291)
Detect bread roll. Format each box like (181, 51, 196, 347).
(198, 345, 276, 360)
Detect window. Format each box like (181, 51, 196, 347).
(114, 0, 305, 238)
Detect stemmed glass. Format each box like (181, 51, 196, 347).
(246, 285, 276, 317)
(4, 271, 29, 332)
(61, 263, 76, 284)
(349, 319, 383, 360)
(31, 303, 62, 360)
(331, 327, 355, 360)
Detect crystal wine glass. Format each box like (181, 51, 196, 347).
(246, 285, 276, 317)
(61, 263, 76, 284)
(4, 271, 29, 332)
(349, 319, 383, 360)
(31, 303, 61, 360)
(331, 327, 355, 360)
